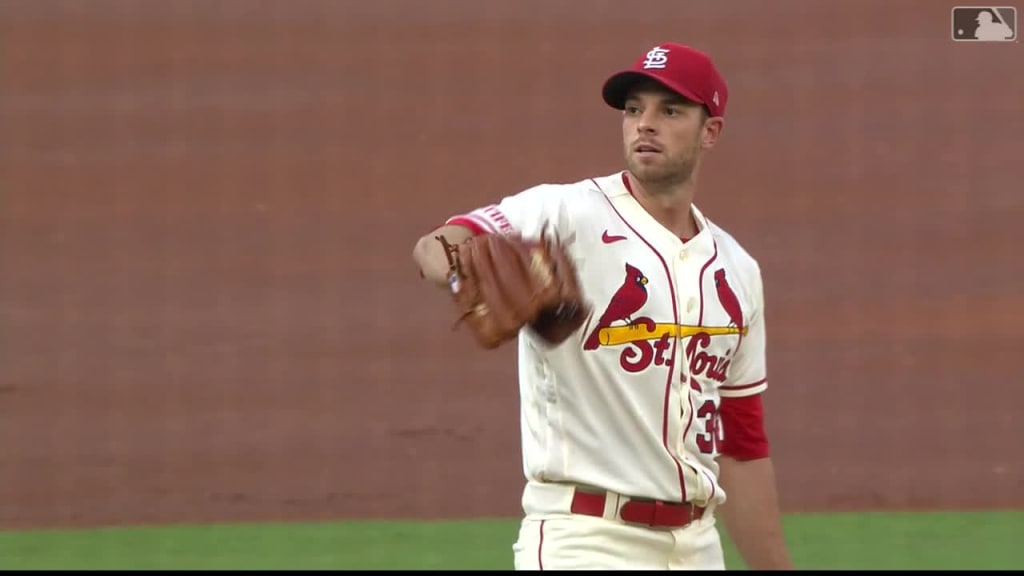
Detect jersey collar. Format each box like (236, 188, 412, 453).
(617, 171, 713, 247)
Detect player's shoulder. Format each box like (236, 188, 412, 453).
(515, 172, 615, 203)
(702, 214, 764, 284)
(508, 172, 619, 226)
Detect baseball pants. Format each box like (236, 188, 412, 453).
(512, 512, 725, 570)
(513, 482, 725, 570)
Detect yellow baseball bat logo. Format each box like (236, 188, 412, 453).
(599, 323, 747, 347)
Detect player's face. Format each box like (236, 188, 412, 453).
(621, 83, 722, 188)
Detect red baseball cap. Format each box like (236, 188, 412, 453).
(601, 43, 729, 118)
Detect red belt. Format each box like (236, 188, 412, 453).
(570, 489, 705, 528)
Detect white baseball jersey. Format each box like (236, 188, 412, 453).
(446, 171, 768, 508)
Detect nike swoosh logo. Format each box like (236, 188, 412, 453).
(602, 231, 627, 244)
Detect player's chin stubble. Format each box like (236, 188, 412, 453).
(626, 151, 697, 192)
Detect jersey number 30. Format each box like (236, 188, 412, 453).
(694, 399, 719, 455)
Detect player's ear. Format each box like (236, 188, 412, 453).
(701, 117, 724, 149)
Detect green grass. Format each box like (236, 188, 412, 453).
(1, 511, 1022, 570)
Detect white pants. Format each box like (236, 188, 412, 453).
(512, 482, 725, 570)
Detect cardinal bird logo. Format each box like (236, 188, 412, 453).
(583, 263, 649, 350)
(714, 269, 743, 333)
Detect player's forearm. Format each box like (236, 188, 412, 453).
(717, 455, 793, 570)
(412, 225, 473, 288)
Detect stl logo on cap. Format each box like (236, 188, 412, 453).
(642, 46, 670, 69)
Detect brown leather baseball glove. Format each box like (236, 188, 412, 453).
(436, 227, 590, 349)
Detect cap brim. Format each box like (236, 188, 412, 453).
(601, 70, 704, 110)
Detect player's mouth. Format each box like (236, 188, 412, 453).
(633, 143, 663, 158)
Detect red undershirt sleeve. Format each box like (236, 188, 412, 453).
(718, 393, 770, 461)
(443, 216, 490, 236)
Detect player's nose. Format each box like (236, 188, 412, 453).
(635, 109, 659, 134)
(636, 119, 657, 134)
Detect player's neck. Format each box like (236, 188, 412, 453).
(626, 171, 700, 240)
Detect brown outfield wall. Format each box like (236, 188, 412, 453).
(1, 0, 1022, 530)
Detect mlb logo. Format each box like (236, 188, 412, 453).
(951, 6, 1017, 41)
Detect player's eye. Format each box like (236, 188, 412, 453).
(624, 105, 641, 115)
(665, 107, 680, 117)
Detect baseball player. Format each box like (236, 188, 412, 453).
(413, 42, 792, 570)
